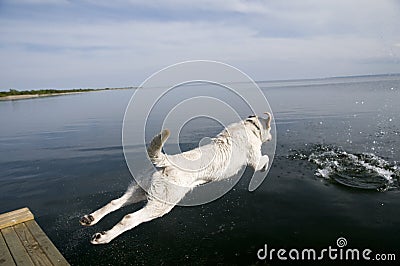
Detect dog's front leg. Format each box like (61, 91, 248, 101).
(90, 200, 174, 244)
(253, 154, 269, 172)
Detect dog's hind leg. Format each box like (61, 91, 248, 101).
(80, 184, 147, 226)
(90, 199, 174, 244)
(90, 175, 189, 244)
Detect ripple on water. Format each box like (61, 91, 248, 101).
(289, 144, 400, 192)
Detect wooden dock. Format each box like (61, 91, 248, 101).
(0, 208, 69, 266)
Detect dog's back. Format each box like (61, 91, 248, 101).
(147, 120, 262, 186)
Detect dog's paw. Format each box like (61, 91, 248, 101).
(91, 231, 110, 245)
(261, 164, 267, 172)
(80, 214, 95, 226)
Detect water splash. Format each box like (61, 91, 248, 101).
(289, 145, 400, 191)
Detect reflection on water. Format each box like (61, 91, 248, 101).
(0, 75, 400, 265)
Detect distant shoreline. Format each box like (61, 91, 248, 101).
(1, 72, 399, 102)
(0, 91, 86, 101)
(0, 87, 134, 101)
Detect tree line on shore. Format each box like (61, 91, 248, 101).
(0, 88, 100, 97)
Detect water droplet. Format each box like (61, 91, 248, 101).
(389, 118, 393, 122)
(319, 121, 323, 125)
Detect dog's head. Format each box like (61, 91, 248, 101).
(245, 112, 272, 142)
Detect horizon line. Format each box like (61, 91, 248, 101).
(1, 72, 399, 92)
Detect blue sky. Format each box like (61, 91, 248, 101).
(0, 0, 399, 90)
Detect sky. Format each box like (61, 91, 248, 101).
(0, 0, 399, 90)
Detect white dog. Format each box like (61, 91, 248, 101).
(80, 113, 273, 244)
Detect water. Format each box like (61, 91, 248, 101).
(0, 75, 399, 265)
(289, 144, 400, 191)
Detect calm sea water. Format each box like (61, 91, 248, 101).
(0, 75, 399, 265)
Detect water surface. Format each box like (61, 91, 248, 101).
(0, 75, 399, 265)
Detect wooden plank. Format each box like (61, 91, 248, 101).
(14, 223, 53, 266)
(25, 220, 69, 266)
(0, 208, 34, 230)
(2, 227, 34, 266)
(0, 231, 16, 266)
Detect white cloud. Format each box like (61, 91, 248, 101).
(4, 0, 69, 4)
(85, 0, 271, 14)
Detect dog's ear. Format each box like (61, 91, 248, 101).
(264, 112, 271, 128)
(258, 113, 271, 131)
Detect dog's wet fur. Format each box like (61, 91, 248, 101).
(80, 113, 273, 244)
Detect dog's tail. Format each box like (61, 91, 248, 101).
(147, 129, 170, 166)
